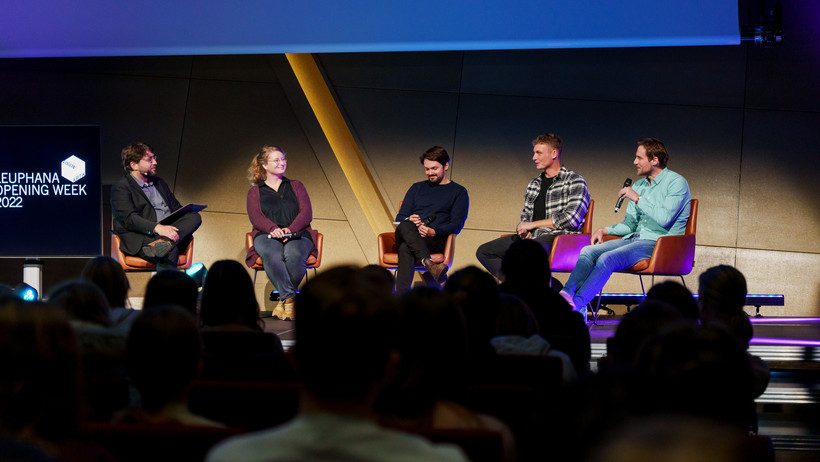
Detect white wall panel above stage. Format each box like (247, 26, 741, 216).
(452, 93, 744, 249)
(738, 110, 820, 254)
(331, 87, 461, 214)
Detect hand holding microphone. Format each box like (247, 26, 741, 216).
(268, 227, 294, 240)
(614, 178, 633, 212)
(418, 213, 437, 237)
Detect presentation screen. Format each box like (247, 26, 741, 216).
(0, 1, 739, 57)
(0, 126, 101, 257)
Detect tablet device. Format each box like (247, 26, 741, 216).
(160, 203, 207, 225)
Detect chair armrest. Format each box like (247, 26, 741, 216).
(377, 232, 396, 267)
(442, 233, 456, 268)
(645, 234, 696, 275)
(549, 234, 591, 272)
(181, 237, 194, 268)
(311, 233, 324, 267)
(111, 233, 123, 262)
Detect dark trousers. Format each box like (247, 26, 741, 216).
(139, 212, 202, 272)
(475, 233, 557, 280)
(394, 220, 445, 292)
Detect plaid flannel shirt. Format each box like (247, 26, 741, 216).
(520, 166, 590, 239)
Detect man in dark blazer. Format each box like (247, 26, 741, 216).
(111, 142, 201, 272)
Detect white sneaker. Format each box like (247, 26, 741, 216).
(559, 290, 577, 311)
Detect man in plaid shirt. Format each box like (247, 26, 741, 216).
(476, 134, 590, 280)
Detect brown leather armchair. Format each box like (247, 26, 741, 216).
(548, 199, 595, 272)
(501, 199, 594, 273)
(110, 233, 194, 271)
(601, 198, 698, 292)
(377, 232, 456, 273)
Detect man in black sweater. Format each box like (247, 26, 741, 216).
(393, 146, 469, 292)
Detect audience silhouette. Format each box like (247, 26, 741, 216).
(116, 305, 225, 427)
(376, 287, 516, 461)
(698, 265, 771, 400)
(207, 266, 468, 461)
(81, 256, 139, 328)
(645, 280, 699, 322)
(0, 298, 115, 462)
(199, 260, 264, 332)
(498, 239, 591, 374)
(48, 280, 128, 379)
(142, 269, 199, 317)
(0, 252, 783, 462)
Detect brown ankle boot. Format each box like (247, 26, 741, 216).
(423, 259, 448, 285)
(271, 301, 286, 320)
(283, 298, 295, 321)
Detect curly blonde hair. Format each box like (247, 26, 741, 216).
(248, 145, 286, 185)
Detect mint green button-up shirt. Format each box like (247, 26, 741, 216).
(605, 168, 691, 241)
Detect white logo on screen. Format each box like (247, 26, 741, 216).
(61, 155, 86, 183)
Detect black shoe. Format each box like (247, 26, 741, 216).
(269, 291, 280, 302)
(142, 239, 172, 258)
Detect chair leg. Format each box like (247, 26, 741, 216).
(253, 269, 259, 286)
(592, 296, 602, 326)
(638, 275, 646, 294)
(302, 267, 318, 283)
(679, 275, 686, 289)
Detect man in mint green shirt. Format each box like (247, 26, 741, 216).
(559, 138, 691, 318)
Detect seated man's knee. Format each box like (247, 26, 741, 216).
(578, 246, 596, 260)
(476, 242, 491, 259)
(395, 220, 416, 236)
(595, 252, 622, 272)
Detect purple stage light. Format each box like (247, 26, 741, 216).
(750, 317, 820, 324)
(750, 338, 820, 347)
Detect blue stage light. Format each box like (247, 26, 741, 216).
(14, 283, 38, 301)
(186, 262, 207, 288)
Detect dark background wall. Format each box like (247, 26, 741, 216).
(1, 2, 817, 315)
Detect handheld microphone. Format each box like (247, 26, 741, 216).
(392, 214, 437, 226)
(614, 178, 633, 213)
(267, 232, 293, 239)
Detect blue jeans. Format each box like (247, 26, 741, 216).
(562, 237, 656, 308)
(253, 234, 314, 300)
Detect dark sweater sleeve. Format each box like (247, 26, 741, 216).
(287, 180, 313, 232)
(395, 184, 418, 221)
(435, 185, 469, 236)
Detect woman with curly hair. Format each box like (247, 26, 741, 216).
(245, 146, 318, 321)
